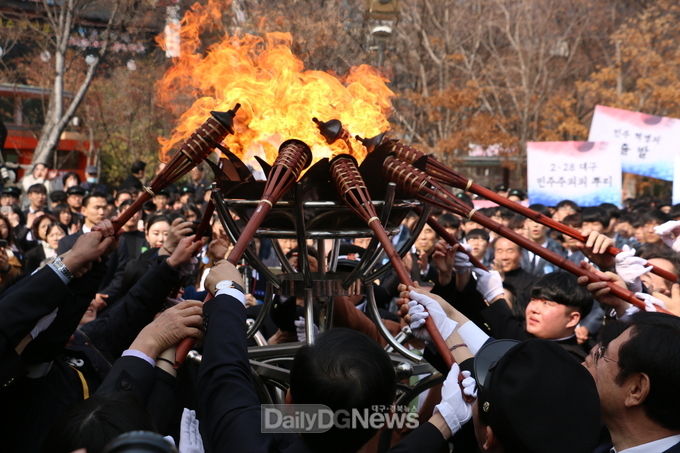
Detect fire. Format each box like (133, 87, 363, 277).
(156, 1, 394, 168)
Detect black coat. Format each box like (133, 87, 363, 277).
(0, 258, 180, 451)
(23, 243, 46, 275)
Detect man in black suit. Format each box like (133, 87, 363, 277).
(584, 312, 680, 453)
(198, 261, 397, 453)
(58, 192, 108, 253)
(121, 160, 146, 192)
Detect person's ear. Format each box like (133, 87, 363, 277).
(566, 310, 581, 329)
(482, 425, 500, 451)
(624, 372, 651, 408)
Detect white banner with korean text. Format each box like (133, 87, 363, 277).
(527, 141, 622, 207)
(588, 105, 679, 181)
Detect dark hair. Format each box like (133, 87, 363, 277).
(115, 189, 133, 203)
(131, 160, 147, 174)
(27, 183, 47, 195)
(562, 213, 582, 228)
(180, 203, 201, 221)
(636, 246, 680, 276)
(50, 190, 67, 204)
(437, 212, 460, 230)
(641, 210, 669, 226)
(83, 192, 108, 208)
(528, 203, 551, 217)
(669, 204, 680, 220)
(466, 228, 489, 242)
(53, 203, 73, 223)
(45, 223, 66, 245)
(31, 213, 58, 241)
(555, 199, 579, 211)
(599, 202, 621, 220)
(530, 271, 593, 315)
(581, 207, 610, 229)
(61, 171, 81, 186)
(44, 392, 155, 453)
(507, 214, 526, 231)
(290, 328, 396, 452)
(144, 213, 171, 233)
(616, 312, 680, 430)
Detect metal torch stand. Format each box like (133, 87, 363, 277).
(192, 182, 443, 405)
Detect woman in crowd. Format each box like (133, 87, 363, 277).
(24, 221, 66, 274)
(144, 213, 171, 252)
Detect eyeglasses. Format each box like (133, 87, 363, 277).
(592, 345, 618, 364)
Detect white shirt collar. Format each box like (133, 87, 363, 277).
(618, 434, 680, 453)
(82, 224, 92, 233)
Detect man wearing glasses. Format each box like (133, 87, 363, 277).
(583, 312, 680, 453)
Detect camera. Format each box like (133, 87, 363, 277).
(102, 431, 177, 453)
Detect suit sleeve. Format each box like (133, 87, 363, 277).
(0, 266, 70, 354)
(20, 260, 106, 365)
(96, 355, 156, 402)
(80, 259, 180, 361)
(198, 294, 280, 453)
(388, 422, 449, 453)
(481, 299, 529, 341)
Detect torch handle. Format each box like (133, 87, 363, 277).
(194, 200, 215, 242)
(175, 199, 264, 367)
(174, 293, 213, 368)
(226, 201, 273, 265)
(466, 182, 677, 283)
(368, 221, 454, 368)
(111, 192, 152, 233)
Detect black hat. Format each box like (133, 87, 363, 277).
(180, 185, 195, 194)
(336, 243, 366, 272)
(474, 339, 601, 453)
(66, 185, 87, 196)
(507, 188, 526, 200)
(494, 183, 508, 192)
(1, 186, 21, 197)
(455, 192, 474, 209)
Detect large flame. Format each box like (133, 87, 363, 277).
(156, 1, 394, 168)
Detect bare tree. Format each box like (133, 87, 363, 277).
(30, 0, 138, 165)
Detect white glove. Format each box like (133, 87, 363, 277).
(654, 221, 680, 252)
(30, 309, 58, 339)
(635, 292, 667, 313)
(471, 268, 504, 301)
(460, 370, 477, 399)
(179, 408, 205, 453)
(454, 244, 474, 272)
(294, 316, 319, 343)
(615, 245, 653, 292)
(407, 290, 457, 341)
(435, 363, 473, 435)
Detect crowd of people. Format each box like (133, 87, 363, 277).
(1, 158, 680, 453)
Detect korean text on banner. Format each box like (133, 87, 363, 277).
(588, 105, 678, 181)
(527, 141, 622, 207)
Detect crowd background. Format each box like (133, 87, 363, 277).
(0, 155, 679, 453)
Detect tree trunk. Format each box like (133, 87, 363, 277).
(31, 0, 119, 165)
